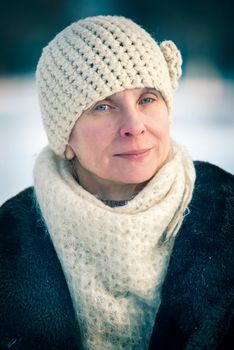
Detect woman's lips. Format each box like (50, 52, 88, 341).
(114, 149, 151, 160)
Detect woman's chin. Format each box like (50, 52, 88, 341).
(110, 170, 157, 186)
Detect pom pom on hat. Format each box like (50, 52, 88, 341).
(36, 15, 183, 157)
(160, 40, 182, 90)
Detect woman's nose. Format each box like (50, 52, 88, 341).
(119, 110, 146, 138)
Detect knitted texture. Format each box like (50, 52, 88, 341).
(33, 141, 195, 350)
(36, 15, 182, 157)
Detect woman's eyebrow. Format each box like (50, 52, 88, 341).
(143, 87, 159, 94)
(95, 96, 113, 103)
(94, 88, 160, 106)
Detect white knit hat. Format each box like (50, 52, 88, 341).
(36, 15, 182, 157)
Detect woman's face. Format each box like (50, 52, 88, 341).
(66, 88, 170, 197)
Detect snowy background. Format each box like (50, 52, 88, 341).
(0, 71, 233, 205)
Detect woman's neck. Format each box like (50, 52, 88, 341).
(79, 176, 145, 201)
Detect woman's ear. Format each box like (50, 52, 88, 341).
(65, 144, 75, 160)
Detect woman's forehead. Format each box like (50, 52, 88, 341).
(99, 87, 160, 101)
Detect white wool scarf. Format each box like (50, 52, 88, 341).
(33, 141, 195, 350)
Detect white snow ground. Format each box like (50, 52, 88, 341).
(0, 75, 233, 205)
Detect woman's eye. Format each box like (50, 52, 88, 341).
(94, 104, 109, 111)
(139, 97, 155, 105)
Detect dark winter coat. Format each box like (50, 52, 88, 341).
(0, 161, 233, 350)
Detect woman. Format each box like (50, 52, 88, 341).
(0, 15, 233, 350)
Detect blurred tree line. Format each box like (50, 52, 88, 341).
(0, 0, 233, 77)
